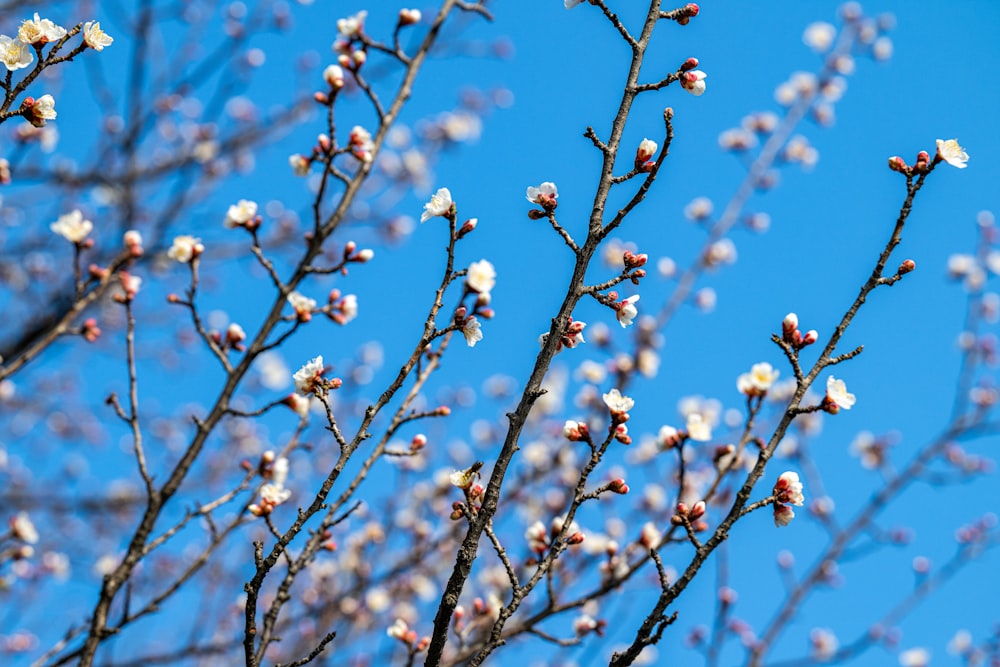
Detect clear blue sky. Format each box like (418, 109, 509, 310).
(3, 1, 998, 665)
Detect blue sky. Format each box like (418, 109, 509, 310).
(3, 1, 999, 665)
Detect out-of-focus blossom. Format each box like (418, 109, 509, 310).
(686, 413, 711, 442)
(50, 210, 92, 243)
(466, 259, 496, 295)
(11, 513, 39, 544)
(225, 199, 258, 228)
(802, 22, 836, 52)
(167, 235, 204, 263)
(337, 10, 367, 38)
(737, 362, 779, 396)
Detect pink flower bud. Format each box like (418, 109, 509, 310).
(352, 50, 367, 67)
(566, 532, 585, 545)
(398, 8, 422, 26)
(689, 500, 706, 520)
(681, 57, 699, 71)
(458, 217, 478, 237)
(782, 312, 798, 340)
(898, 259, 915, 274)
(609, 478, 629, 494)
(313, 92, 328, 105)
(887, 156, 909, 173)
(82, 318, 101, 343)
(802, 329, 819, 346)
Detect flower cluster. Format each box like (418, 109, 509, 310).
(293, 356, 340, 396)
(249, 454, 291, 516)
(772, 471, 805, 527)
(526, 182, 558, 214)
(539, 317, 586, 353)
(780, 312, 819, 350)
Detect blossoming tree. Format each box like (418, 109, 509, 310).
(0, 2, 996, 667)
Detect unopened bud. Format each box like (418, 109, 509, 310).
(398, 8, 422, 26)
(802, 329, 819, 346)
(681, 57, 699, 71)
(527, 209, 547, 220)
(314, 91, 328, 105)
(887, 156, 908, 173)
(566, 532, 585, 545)
(689, 500, 706, 520)
(458, 217, 478, 238)
(608, 478, 630, 494)
(782, 312, 798, 340)
(898, 259, 915, 275)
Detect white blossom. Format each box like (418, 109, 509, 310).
(681, 70, 707, 96)
(936, 139, 968, 169)
(602, 388, 634, 413)
(83, 21, 114, 51)
(736, 362, 780, 395)
(287, 291, 316, 318)
(225, 199, 257, 228)
(168, 235, 203, 263)
(466, 259, 496, 295)
(0, 35, 33, 70)
(462, 317, 483, 347)
(616, 295, 640, 328)
(337, 10, 367, 38)
(18, 14, 66, 45)
(826, 376, 856, 410)
(293, 356, 324, 395)
(802, 22, 836, 52)
(526, 182, 558, 206)
(775, 471, 805, 506)
(421, 187, 453, 222)
(50, 210, 93, 243)
(31, 94, 57, 122)
(11, 513, 38, 544)
(685, 413, 711, 442)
